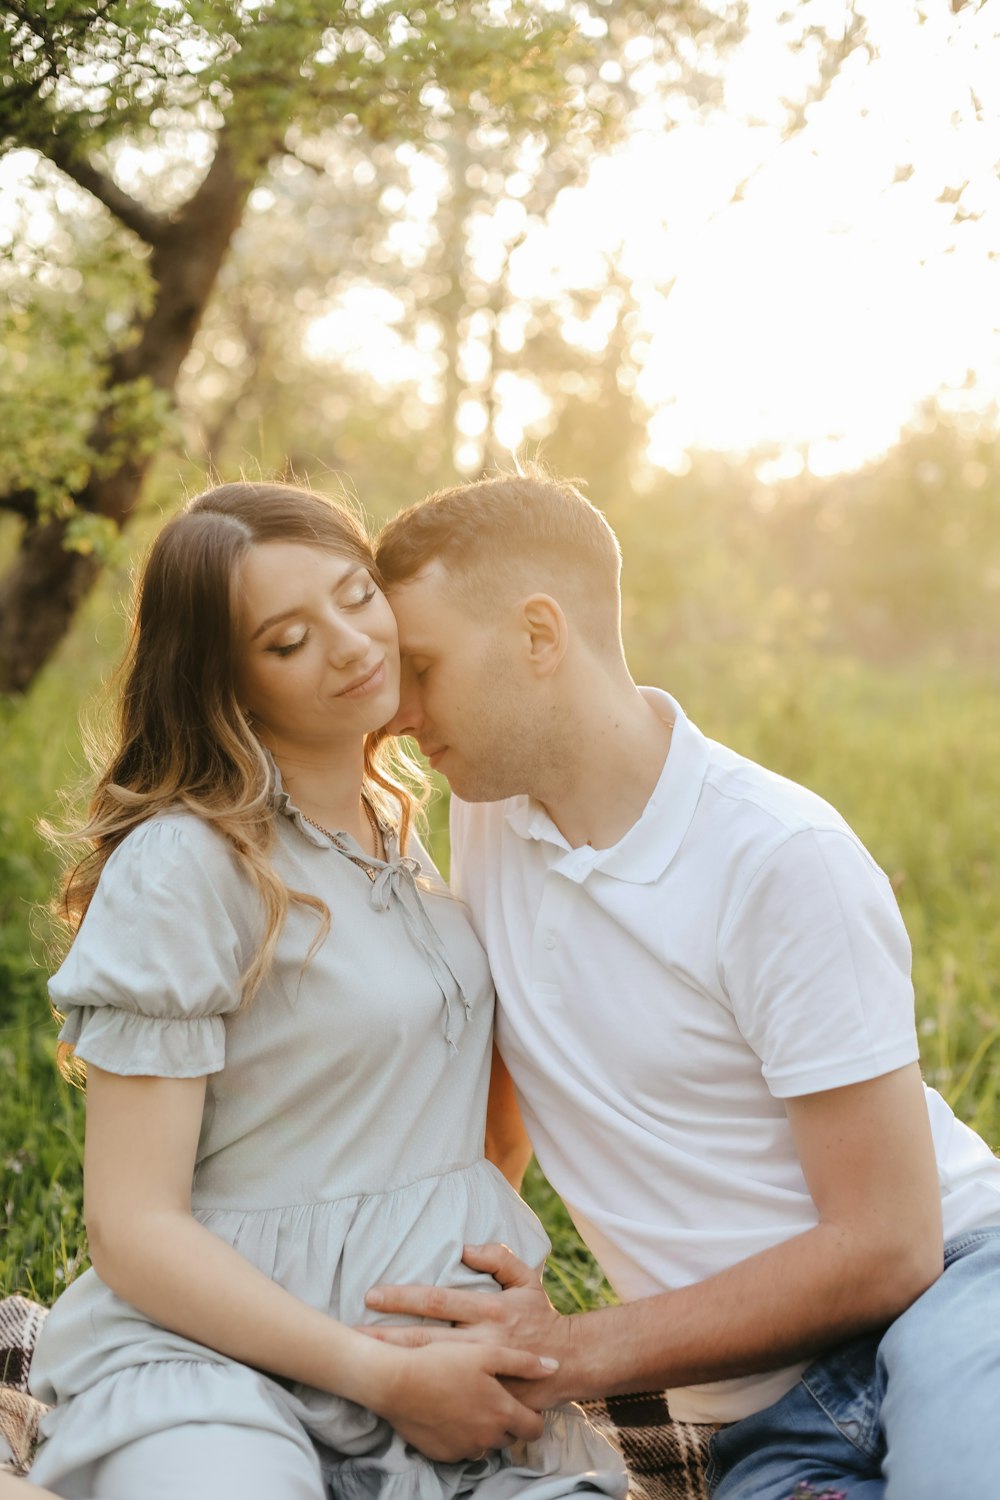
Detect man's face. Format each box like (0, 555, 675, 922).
(385, 562, 532, 803)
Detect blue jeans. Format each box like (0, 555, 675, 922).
(705, 1227, 1000, 1500)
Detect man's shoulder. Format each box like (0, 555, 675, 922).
(698, 735, 853, 845)
(644, 688, 855, 850)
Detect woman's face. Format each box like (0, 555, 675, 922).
(235, 541, 400, 753)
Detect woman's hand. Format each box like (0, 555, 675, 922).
(372, 1341, 557, 1462)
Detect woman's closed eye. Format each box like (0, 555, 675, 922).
(262, 578, 377, 655)
(268, 631, 309, 657)
(342, 578, 378, 608)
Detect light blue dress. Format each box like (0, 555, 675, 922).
(28, 781, 626, 1500)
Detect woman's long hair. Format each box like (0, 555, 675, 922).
(54, 482, 422, 1068)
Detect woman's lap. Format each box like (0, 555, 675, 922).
(80, 1421, 328, 1500)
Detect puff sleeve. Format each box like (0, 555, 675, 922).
(50, 814, 258, 1078)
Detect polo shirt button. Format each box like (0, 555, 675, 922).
(544, 933, 557, 950)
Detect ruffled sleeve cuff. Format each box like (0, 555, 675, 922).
(58, 1005, 227, 1078)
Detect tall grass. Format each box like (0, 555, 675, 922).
(0, 563, 130, 1302)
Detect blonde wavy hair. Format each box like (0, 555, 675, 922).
(54, 482, 422, 1078)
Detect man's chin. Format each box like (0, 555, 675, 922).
(443, 769, 522, 805)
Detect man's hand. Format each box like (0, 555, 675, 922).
(365, 1245, 568, 1354)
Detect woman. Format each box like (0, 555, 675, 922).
(26, 483, 626, 1500)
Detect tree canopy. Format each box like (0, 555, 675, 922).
(5, 0, 887, 692)
(1, 0, 695, 689)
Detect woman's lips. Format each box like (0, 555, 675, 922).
(338, 660, 386, 698)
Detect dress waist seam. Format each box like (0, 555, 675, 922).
(193, 1155, 494, 1214)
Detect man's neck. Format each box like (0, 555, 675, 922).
(535, 687, 674, 851)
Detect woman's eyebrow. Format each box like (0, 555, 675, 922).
(250, 606, 301, 641)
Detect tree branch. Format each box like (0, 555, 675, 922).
(46, 140, 169, 247)
(283, 144, 328, 174)
(0, 488, 40, 523)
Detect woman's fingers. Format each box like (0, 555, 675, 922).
(490, 1345, 560, 1381)
(379, 1341, 552, 1459)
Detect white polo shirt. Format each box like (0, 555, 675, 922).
(450, 689, 1000, 1424)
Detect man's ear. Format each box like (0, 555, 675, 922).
(518, 594, 568, 678)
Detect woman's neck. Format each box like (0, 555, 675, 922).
(261, 734, 369, 836)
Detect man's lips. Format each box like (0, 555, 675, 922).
(338, 660, 386, 698)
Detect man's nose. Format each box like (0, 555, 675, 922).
(386, 671, 421, 738)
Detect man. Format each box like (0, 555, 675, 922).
(368, 471, 1000, 1499)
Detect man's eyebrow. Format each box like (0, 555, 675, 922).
(248, 562, 366, 641)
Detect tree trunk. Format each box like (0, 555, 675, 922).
(0, 520, 102, 694)
(0, 136, 260, 694)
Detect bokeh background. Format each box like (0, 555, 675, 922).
(2, 0, 999, 1308)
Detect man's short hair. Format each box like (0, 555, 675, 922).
(375, 469, 623, 650)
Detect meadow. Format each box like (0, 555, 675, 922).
(2, 514, 999, 1311)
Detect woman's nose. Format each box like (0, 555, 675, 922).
(325, 620, 370, 669)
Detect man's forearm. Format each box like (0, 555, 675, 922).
(538, 1220, 941, 1405)
(366, 1066, 944, 1404)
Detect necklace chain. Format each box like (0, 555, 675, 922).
(301, 795, 382, 880)
(361, 794, 381, 859)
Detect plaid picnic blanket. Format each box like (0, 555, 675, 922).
(581, 1392, 715, 1500)
(0, 1295, 714, 1497)
(0, 1296, 47, 1475)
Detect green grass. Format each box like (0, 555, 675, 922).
(3, 619, 1000, 1308)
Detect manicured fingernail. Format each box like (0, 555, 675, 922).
(366, 1290, 384, 1307)
(539, 1357, 559, 1371)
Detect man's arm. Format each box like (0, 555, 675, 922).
(454, 789, 534, 1191)
(367, 1062, 944, 1405)
(484, 1044, 533, 1189)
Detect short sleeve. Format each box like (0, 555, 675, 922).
(717, 828, 919, 1097)
(50, 815, 257, 1078)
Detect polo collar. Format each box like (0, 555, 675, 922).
(504, 689, 710, 885)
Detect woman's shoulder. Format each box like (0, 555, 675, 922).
(80, 809, 261, 958)
(110, 806, 237, 856)
(51, 810, 260, 1030)
(102, 809, 246, 892)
